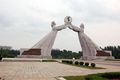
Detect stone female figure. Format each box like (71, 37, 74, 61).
(32, 21, 66, 58)
(69, 23, 101, 60)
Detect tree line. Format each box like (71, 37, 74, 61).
(0, 45, 120, 59)
(0, 49, 19, 58)
(51, 49, 82, 59)
(103, 46, 120, 59)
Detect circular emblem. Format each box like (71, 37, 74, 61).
(64, 16, 72, 23)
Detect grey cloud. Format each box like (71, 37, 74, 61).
(64, 0, 120, 23)
(0, 13, 14, 27)
(0, 0, 120, 51)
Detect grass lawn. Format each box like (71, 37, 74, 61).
(64, 76, 85, 80)
(64, 72, 120, 80)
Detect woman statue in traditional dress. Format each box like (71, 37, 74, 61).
(69, 23, 101, 60)
(32, 21, 66, 58)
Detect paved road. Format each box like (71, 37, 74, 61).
(0, 61, 120, 80)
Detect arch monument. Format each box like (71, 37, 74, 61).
(19, 16, 114, 60)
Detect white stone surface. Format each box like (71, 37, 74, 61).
(68, 23, 101, 60)
(32, 21, 67, 58)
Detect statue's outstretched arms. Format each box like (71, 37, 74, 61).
(68, 24, 73, 29)
(54, 24, 66, 31)
(69, 24, 80, 32)
(51, 21, 66, 31)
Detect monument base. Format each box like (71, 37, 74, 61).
(81, 56, 96, 60)
(81, 56, 115, 61)
(40, 56, 52, 59)
(18, 55, 52, 59)
(95, 56, 115, 60)
(96, 56, 114, 59)
(95, 50, 115, 60)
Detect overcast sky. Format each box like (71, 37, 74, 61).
(0, 0, 120, 52)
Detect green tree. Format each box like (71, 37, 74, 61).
(0, 49, 20, 58)
(103, 46, 120, 59)
(51, 49, 82, 59)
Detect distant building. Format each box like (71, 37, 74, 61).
(0, 46, 12, 50)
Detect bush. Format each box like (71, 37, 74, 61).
(62, 60, 73, 64)
(79, 62, 84, 66)
(65, 61, 69, 64)
(68, 61, 73, 64)
(62, 60, 65, 63)
(75, 61, 79, 65)
(42, 60, 57, 62)
(91, 63, 96, 67)
(0, 56, 2, 61)
(85, 62, 89, 66)
(62, 60, 68, 63)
